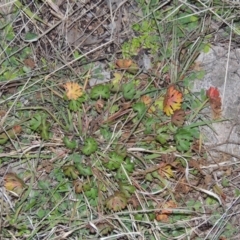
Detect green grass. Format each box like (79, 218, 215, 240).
(1, 0, 240, 239)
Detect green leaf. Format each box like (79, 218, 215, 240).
(144, 117, 156, 134)
(76, 164, 93, 176)
(81, 137, 98, 155)
(68, 94, 87, 111)
(24, 32, 39, 42)
(100, 126, 112, 140)
(116, 167, 127, 180)
(174, 127, 194, 152)
(15, 0, 45, 24)
(119, 183, 136, 198)
(155, 133, 169, 145)
(29, 114, 51, 140)
(29, 114, 42, 131)
(134, 213, 143, 220)
(37, 209, 48, 218)
(83, 182, 91, 192)
(203, 43, 211, 53)
(38, 180, 50, 189)
(195, 70, 205, 79)
(104, 152, 124, 170)
(133, 102, 146, 117)
(69, 99, 81, 111)
(122, 81, 136, 100)
(85, 188, 98, 199)
(63, 136, 77, 149)
(90, 84, 110, 100)
(39, 118, 51, 140)
(123, 158, 134, 172)
(62, 165, 79, 180)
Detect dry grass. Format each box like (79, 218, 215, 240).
(1, 0, 240, 239)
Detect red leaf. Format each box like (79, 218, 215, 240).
(206, 86, 221, 101)
(206, 87, 222, 119)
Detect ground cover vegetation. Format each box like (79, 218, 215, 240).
(1, 0, 240, 239)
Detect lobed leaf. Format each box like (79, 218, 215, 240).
(163, 86, 183, 116)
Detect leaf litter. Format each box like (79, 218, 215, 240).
(0, 1, 239, 239)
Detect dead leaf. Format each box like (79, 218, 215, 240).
(64, 82, 83, 100)
(38, 160, 53, 173)
(204, 174, 212, 185)
(158, 162, 174, 179)
(191, 61, 202, 71)
(155, 200, 177, 222)
(95, 99, 105, 113)
(171, 109, 185, 126)
(0, 125, 22, 145)
(4, 173, 26, 196)
(155, 212, 169, 222)
(141, 95, 155, 113)
(189, 159, 201, 172)
(116, 59, 133, 69)
(73, 179, 83, 194)
(128, 196, 140, 209)
(24, 58, 35, 69)
(0, 110, 6, 118)
(175, 178, 190, 194)
(163, 85, 183, 116)
(106, 191, 127, 211)
(213, 184, 226, 201)
(219, 236, 227, 240)
(115, 59, 139, 74)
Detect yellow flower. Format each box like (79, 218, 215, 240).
(64, 82, 83, 100)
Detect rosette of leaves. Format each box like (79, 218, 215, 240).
(81, 137, 98, 155)
(90, 84, 110, 100)
(106, 191, 128, 211)
(104, 152, 124, 170)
